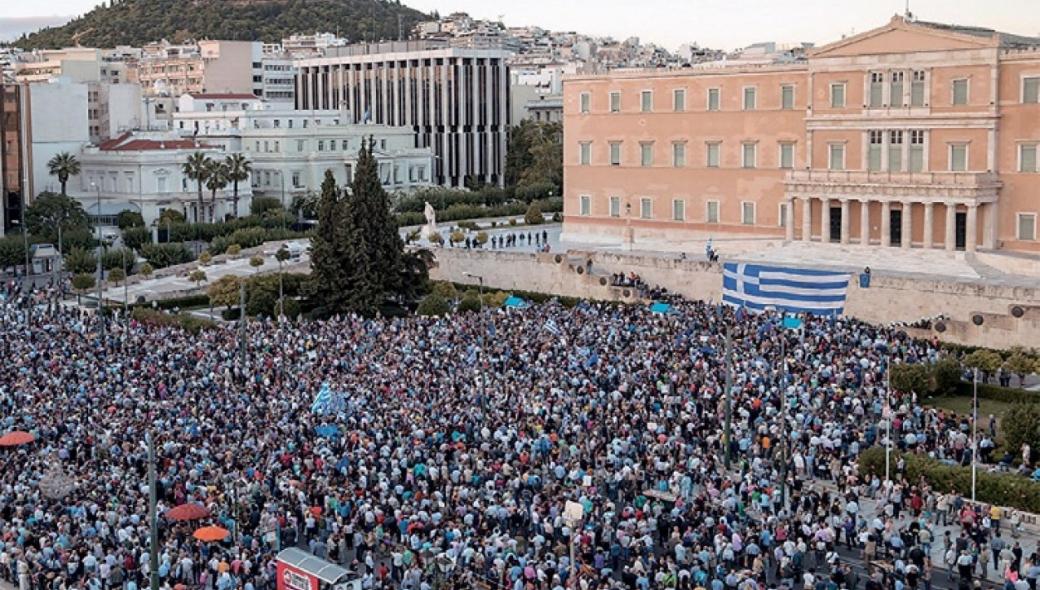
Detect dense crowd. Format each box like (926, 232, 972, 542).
(0, 281, 1036, 590)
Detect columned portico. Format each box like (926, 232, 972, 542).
(784, 170, 1001, 253)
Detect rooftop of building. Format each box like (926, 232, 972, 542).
(912, 18, 1040, 48)
(186, 93, 261, 100)
(98, 132, 215, 152)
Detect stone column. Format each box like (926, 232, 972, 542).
(945, 203, 957, 251)
(840, 199, 850, 244)
(901, 202, 913, 248)
(801, 197, 812, 242)
(923, 203, 934, 249)
(820, 198, 831, 242)
(860, 199, 871, 245)
(784, 197, 795, 241)
(966, 204, 978, 252)
(881, 201, 891, 246)
(983, 201, 998, 249)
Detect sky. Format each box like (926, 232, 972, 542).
(3, 0, 1040, 50)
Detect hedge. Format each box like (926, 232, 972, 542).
(131, 307, 215, 334)
(394, 197, 563, 227)
(954, 381, 1040, 404)
(858, 447, 1040, 513)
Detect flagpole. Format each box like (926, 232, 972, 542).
(723, 324, 733, 469)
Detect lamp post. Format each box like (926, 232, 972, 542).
(463, 271, 487, 413)
(147, 433, 159, 590)
(20, 172, 31, 319)
(91, 182, 105, 341)
(972, 366, 979, 502)
(723, 324, 733, 469)
(885, 349, 892, 483)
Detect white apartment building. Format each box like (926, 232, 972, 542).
(171, 100, 434, 204)
(77, 133, 251, 226)
(295, 41, 512, 187)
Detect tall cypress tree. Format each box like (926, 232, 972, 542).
(307, 170, 349, 317)
(307, 142, 412, 317)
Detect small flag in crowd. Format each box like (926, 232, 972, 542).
(543, 319, 561, 336)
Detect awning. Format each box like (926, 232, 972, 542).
(276, 548, 356, 584)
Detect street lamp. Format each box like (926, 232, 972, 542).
(463, 271, 488, 413)
(20, 172, 31, 322)
(91, 182, 105, 340)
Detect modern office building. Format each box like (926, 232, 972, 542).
(563, 16, 1040, 254)
(295, 41, 513, 187)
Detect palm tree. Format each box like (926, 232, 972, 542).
(224, 153, 252, 219)
(47, 152, 81, 196)
(204, 160, 229, 222)
(182, 152, 211, 223)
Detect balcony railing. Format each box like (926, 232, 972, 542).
(786, 169, 1000, 188)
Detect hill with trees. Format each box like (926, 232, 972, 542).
(15, 0, 429, 49)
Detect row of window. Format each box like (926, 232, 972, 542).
(579, 75, 1040, 113)
(574, 195, 1040, 242)
(577, 195, 767, 226)
(578, 140, 796, 169)
(250, 137, 389, 154)
(577, 135, 1039, 173)
(251, 164, 429, 188)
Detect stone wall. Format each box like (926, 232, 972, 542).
(428, 247, 1040, 349)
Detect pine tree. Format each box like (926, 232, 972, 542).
(355, 137, 405, 298)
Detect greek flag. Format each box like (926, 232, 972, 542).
(543, 319, 561, 336)
(722, 263, 850, 315)
(311, 383, 335, 415)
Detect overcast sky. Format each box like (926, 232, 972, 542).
(6, 0, 1040, 50)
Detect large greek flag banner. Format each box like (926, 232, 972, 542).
(722, 263, 851, 315)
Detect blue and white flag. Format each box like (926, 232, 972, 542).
(311, 383, 333, 414)
(722, 263, 850, 316)
(543, 319, 561, 336)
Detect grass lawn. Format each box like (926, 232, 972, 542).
(923, 395, 1017, 423)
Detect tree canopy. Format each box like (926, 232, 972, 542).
(504, 120, 562, 195)
(16, 0, 429, 50)
(25, 192, 90, 245)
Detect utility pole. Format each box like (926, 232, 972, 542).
(885, 351, 892, 483)
(238, 279, 247, 369)
(94, 183, 105, 342)
(148, 433, 159, 590)
(779, 334, 787, 509)
(972, 367, 978, 502)
(723, 325, 733, 469)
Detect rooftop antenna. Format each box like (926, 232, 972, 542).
(905, 0, 913, 20)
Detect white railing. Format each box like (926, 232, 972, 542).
(786, 169, 1000, 187)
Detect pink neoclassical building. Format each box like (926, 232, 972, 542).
(562, 16, 1040, 254)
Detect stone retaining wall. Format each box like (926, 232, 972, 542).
(428, 248, 1040, 348)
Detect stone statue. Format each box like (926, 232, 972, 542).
(423, 201, 438, 239)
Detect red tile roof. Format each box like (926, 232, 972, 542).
(99, 137, 213, 151)
(187, 93, 259, 100)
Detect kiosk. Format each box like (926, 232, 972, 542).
(276, 548, 361, 590)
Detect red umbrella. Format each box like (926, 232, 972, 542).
(165, 503, 211, 522)
(193, 525, 229, 542)
(0, 431, 35, 447)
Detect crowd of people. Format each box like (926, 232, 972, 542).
(0, 281, 1035, 590)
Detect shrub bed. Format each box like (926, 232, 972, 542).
(858, 447, 1040, 513)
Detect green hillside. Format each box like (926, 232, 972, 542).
(15, 0, 429, 49)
